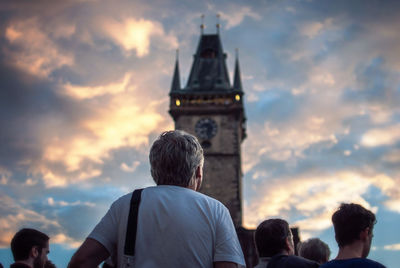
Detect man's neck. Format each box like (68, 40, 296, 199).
(335, 242, 364, 260)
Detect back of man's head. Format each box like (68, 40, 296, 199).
(255, 218, 293, 257)
(332, 203, 376, 248)
(298, 238, 330, 264)
(149, 130, 204, 187)
(11, 228, 49, 261)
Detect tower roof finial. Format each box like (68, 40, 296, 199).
(216, 13, 221, 34)
(200, 14, 205, 35)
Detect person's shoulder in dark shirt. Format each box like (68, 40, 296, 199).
(320, 258, 386, 268)
(10, 263, 32, 268)
(269, 254, 320, 268)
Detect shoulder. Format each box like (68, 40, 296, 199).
(109, 192, 132, 208)
(362, 258, 386, 268)
(321, 258, 386, 268)
(285, 255, 319, 267)
(10, 263, 31, 268)
(319, 260, 337, 268)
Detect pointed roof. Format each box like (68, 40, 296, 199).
(233, 51, 243, 92)
(170, 52, 181, 92)
(185, 34, 231, 92)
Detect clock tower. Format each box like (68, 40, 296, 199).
(169, 30, 246, 227)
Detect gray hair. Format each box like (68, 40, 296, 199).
(149, 130, 204, 187)
(297, 238, 330, 264)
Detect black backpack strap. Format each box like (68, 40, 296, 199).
(124, 189, 143, 256)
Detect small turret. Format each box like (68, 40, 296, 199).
(170, 50, 181, 92)
(233, 49, 243, 92)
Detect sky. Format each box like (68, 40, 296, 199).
(0, 0, 400, 267)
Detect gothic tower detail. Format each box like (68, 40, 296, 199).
(169, 31, 246, 227)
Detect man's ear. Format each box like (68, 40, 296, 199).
(30, 246, 39, 258)
(194, 165, 203, 191)
(195, 165, 202, 179)
(285, 237, 294, 255)
(284, 237, 291, 251)
(360, 227, 370, 241)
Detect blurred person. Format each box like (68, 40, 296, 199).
(320, 203, 385, 268)
(298, 238, 330, 264)
(68, 130, 245, 268)
(10, 228, 50, 268)
(254, 219, 319, 268)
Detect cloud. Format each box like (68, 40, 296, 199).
(218, 5, 261, 29)
(0, 167, 11, 185)
(101, 17, 178, 57)
(243, 170, 383, 241)
(40, 88, 165, 184)
(0, 195, 61, 247)
(299, 18, 334, 39)
(383, 149, 400, 163)
(361, 124, 400, 147)
(64, 73, 133, 99)
(384, 199, 400, 213)
(0, 184, 120, 249)
(47, 197, 95, 207)
(247, 117, 339, 165)
(4, 17, 74, 77)
(384, 243, 400, 251)
(51, 233, 82, 249)
(120, 161, 140, 173)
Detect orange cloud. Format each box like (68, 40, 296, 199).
(36, 73, 170, 186)
(121, 161, 140, 173)
(64, 73, 133, 99)
(5, 18, 74, 77)
(101, 17, 178, 57)
(361, 124, 400, 147)
(0, 195, 61, 247)
(51, 233, 82, 249)
(243, 171, 380, 234)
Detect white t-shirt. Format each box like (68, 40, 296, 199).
(89, 185, 245, 268)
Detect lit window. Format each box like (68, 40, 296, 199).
(176, 99, 181, 106)
(235, 94, 241, 101)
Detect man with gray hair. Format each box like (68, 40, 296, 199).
(69, 130, 245, 268)
(298, 238, 330, 264)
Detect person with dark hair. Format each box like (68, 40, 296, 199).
(68, 130, 245, 268)
(254, 219, 319, 268)
(10, 228, 50, 268)
(320, 203, 385, 268)
(298, 238, 330, 264)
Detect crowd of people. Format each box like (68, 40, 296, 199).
(6, 130, 386, 268)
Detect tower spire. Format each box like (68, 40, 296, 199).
(200, 14, 205, 35)
(170, 49, 181, 92)
(233, 48, 243, 92)
(216, 13, 221, 34)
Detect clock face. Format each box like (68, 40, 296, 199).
(195, 118, 218, 140)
